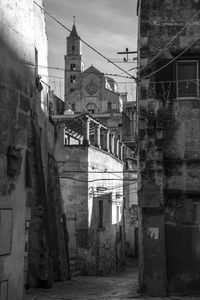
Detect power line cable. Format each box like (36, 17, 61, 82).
(139, 37, 200, 81)
(40, 74, 138, 85)
(33, 1, 136, 80)
(59, 170, 136, 174)
(140, 8, 200, 73)
(26, 62, 133, 79)
(59, 176, 137, 183)
(43, 74, 200, 85)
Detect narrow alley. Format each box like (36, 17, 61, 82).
(25, 259, 199, 300)
(2, 1, 200, 299)
(25, 258, 139, 300)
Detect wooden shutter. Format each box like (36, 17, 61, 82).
(0, 210, 12, 256)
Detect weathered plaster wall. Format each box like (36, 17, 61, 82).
(0, 1, 34, 299)
(55, 144, 89, 256)
(138, 0, 200, 296)
(55, 135, 125, 275)
(0, 1, 67, 298)
(164, 101, 200, 293)
(47, 154, 70, 281)
(87, 147, 124, 275)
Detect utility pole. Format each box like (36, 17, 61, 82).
(117, 48, 137, 62)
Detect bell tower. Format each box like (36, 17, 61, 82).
(64, 17, 84, 107)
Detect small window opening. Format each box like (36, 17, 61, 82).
(70, 75, 76, 84)
(177, 60, 198, 97)
(72, 103, 75, 112)
(99, 200, 103, 228)
(71, 64, 76, 71)
(108, 102, 112, 112)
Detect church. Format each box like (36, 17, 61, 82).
(64, 21, 128, 141)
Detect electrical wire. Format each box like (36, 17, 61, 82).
(59, 176, 136, 182)
(48, 76, 200, 85)
(40, 74, 138, 85)
(139, 37, 200, 81)
(138, 78, 199, 84)
(26, 62, 133, 79)
(140, 8, 200, 73)
(33, 1, 136, 80)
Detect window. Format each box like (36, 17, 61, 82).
(0, 210, 12, 256)
(72, 45, 75, 53)
(71, 103, 75, 112)
(97, 194, 112, 229)
(177, 60, 198, 97)
(108, 102, 112, 112)
(90, 135, 94, 145)
(99, 200, 103, 229)
(70, 75, 76, 84)
(0, 280, 8, 300)
(88, 109, 94, 114)
(71, 64, 76, 71)
(117, 206, 120, 223)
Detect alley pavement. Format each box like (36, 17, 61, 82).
(24, 258, 200, 300)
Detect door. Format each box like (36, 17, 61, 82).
(66, 211, 77, 258)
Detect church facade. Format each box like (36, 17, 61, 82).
(64, 23, 124, 140)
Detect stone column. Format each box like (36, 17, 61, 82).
(105, 130, 110, 152)
(111, 134, 115, 154)
(120, 143, 124, 161)
(95, 124, 101, 148)
(83, 117, 90, 146)
(116, 139, 119, 158)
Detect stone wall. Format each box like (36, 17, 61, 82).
(47, 154, 70, 281)
(55, 133, 125, 275)
(0, 1, 35, 298)
(0, 1, 69, 298)
(87, 146, 125, 275)
(138, 0, 200, 296)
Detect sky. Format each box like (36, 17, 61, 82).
(43, 0, 138, 101)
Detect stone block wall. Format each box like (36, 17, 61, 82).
(47, 154, 70, 281)
(55, 134, 125, 275)
(0, 1, 35, 298)
(138, 0, 200, 296)
(0, 1, 69, 299)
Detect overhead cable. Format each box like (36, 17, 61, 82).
(59, 176, 137, 183)
(26, 62, 133, 79)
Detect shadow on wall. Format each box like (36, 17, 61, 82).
(84, 193, 125, 275)
(0, 26, 70, 300)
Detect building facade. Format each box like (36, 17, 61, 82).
(54, 114, 125, 275)
(64, 23, 138, 263)
(137, 0, 200, 296)
(64, 24, 127, 141)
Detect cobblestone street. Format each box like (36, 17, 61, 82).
(25, 259, 199, 300)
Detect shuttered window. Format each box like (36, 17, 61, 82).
(0, 210, 12, 256)
(177, 60, 198, 97)
(0, 281, 8, 300)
